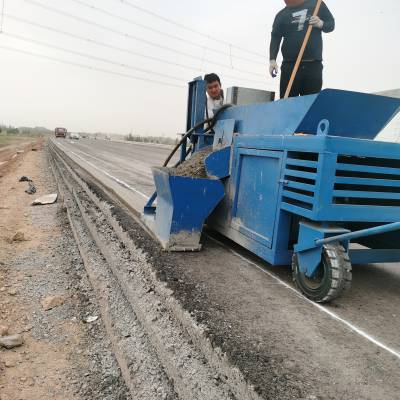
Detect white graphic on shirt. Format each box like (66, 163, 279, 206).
(292, 9, 308, 31)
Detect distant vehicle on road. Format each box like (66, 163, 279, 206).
(70, 132, 80, 140)
(55, 127, 67, 138)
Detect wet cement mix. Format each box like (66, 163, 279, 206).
(0, 147, 129, 400)
(169, 147, 213, 178)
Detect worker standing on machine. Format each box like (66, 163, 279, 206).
(204, 73, 224, 120)
(269, 0, 335, 98)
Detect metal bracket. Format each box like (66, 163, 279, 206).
(213, 119, 235, 150)
(144, 191, 157, 215)
(317, 119, 330, 135)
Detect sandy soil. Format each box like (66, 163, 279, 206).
(0, 139, 41, 178)
(0, 146, 129, 400)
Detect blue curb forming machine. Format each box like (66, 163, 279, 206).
(144, 78, 400, 302)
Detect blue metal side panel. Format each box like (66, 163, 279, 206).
(208, 142, 293, 266)
(336, 163, 400, 176)
(186, 78, 206, 133)
(219, 95, 317, 136)
(217, 89, 400, 140)
(325, 136, 400, 158)
(233, 135, 400, 223)
(236, 135, 328, 153)
(235, 132, 400, 158)
(281, 203, 314, 219)
(152, 168, 225, 246)
(316, 206, 400, 223)
(314, 152, 336, 216)
(284, 169, 316, 180)
(335, 177, 400, 187)
(314, 136, 400, 222)
(186, 78, 210, 151)
(282, 190, 314, 204)
(273, 151, 299, 263)
(333, 191, 400, 200)
(296, 89, 400, 140)
(231, 149, 283, 248)
(169, 176, 225, 233)
(204, 147, 231, 179)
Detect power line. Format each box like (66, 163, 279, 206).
(4, 31, 188, 83)
(23, 0, 266, 79)
(115, 0, 267, 60)
(69, 0, 265, 66)
(5, 14, 271, 88)
(0, 44, 185, 88)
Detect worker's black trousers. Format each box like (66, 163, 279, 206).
(280, 61, 323, 99)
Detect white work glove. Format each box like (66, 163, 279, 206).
(309, 16, 324, 29)
(269, 60, 279, 78)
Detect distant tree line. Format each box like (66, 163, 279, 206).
(125, 133, 178, 145)
(0, 124, 178, 144)
(0, 125, 52, 136)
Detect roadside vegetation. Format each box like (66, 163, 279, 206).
(0, 125, 51, 147)
(0, 124, 179, 147)
(125, 132, 178, 145)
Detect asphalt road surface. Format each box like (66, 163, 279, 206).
(54, 137, 400, 400)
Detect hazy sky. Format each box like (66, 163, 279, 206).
(0, 0, 399, 136)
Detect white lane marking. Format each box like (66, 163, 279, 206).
(55, 142, 149, 199)
(209, 236, 400, 361)
(54, 140, 400, 361)
(76, 147, 154, 178)
(71, 148, 113, 166)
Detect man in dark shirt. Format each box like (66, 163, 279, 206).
(269, 0, 335, 98)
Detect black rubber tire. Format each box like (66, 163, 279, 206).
(292, 243, 352, 303)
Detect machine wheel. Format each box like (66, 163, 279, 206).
(292, 243, 352, 303)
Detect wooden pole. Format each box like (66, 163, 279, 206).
(284, 0, 323, 99)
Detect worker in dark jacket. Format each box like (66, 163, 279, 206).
(269, 0, 335, 98)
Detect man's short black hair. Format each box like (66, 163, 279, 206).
(204, 73, 221, 85)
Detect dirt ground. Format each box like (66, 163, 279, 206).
(0, 140, 37, 176)
(0, 146, 128, 400)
